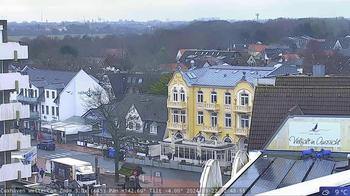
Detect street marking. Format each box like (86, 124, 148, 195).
(41, 152, 74, 159)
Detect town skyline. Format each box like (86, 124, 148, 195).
(1, 0, 350, 22)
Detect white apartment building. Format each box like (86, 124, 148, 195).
(0, 20, 33, 191)
(14, 66, 105, 136)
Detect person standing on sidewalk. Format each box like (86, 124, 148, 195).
(39, 168, 45, 180)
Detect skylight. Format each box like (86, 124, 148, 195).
(186, 72, 197, 79)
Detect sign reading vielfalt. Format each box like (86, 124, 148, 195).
(288, 122, 341, 147)
(265, 116, 350, 152)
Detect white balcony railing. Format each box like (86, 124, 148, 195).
(204, 103, 220, 111)
(224, 104, 232, 111)
(0, 102, 30, 121)
(167, 100, 186, 109)
(0, 161, 31, 182)
(236, 128, 249, 136)
(0, 42, 28, 60)
(233, 105, 252, 113)
(201, 126, 222, 133)
(0, 131, 31, 152)
(0, 73, 29, 91)
(167, 122, 187, 131)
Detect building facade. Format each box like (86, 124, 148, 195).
(161, 65, 299, 166)
(0, 20, 33, 190)
(83, 94, 167, 155)
(14, 67, 105, 138)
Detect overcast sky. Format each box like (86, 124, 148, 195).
(0, 0, 349, 22)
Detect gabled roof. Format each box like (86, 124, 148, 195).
(115, 94, 168, 123)
(82, 93, 168, 141)
(249, 76, 350, 150)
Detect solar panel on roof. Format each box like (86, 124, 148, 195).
(223, 157, 274, 196)
(278, 159, 313, 188)
(248, 158, 295, 195)
(305, 159, 335, 181)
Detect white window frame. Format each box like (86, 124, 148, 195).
(197, 111, 204, 125)
(197, 91, 203, 103)
(225, 113, 232, 128)
(173, 110, 179, 123)
(173, 88, 178, 102)
(211, 92, 217, 103)
(180, 110, 186, 123)
(240, 93, 249, 106)
(211, 112, 218, 127)
(180, 88, 186, 102)
(240, 114, 250, 128)
(224, 92, 231, 105)
(150, 123, 158, 134)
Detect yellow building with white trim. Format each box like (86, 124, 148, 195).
(161, 65, 296, 166)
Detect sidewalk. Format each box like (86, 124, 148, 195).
(34, 140, 103, 156)
(56, 143, 103, 156)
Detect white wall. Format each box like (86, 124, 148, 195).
(41, 88, 59, 121)
(59, 70, 104, 121)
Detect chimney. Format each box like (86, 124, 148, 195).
(312, 64, 325, 77)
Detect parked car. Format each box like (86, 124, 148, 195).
(37, 139, 55, 151)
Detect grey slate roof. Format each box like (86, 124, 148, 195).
(249, 76, 350, 151)
(181, 64, 298, 87)
(114, 93, 168, 123)
(22, 66, 76, 89)
(82, 93, 168, 141)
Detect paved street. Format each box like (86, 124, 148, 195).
(37, 144, 204, 188)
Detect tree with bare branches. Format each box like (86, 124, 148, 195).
(83, 87, 126, 183)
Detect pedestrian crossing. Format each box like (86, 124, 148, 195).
(39, 152, 80, 160)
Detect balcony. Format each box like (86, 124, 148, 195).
(233, 105, 252, 113)
(201, 126, 222, 134)
(167, 122, 187, 131)
(0, 161, 32, 182)
(0, 41, 28, 60)
(0, 73, 29, 91)
(167, 100, 186, 109)
(204, 103, 220, 111)
(0, 130, 31, 152)
(224, 104, 232, 111)
(17, 95, 39, 104)
(236, 128, 249, 136)
(0, 102, 30, 121)
(196, 102, 204, 108)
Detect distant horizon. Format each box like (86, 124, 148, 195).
(1, 0, 350, 23)
(3, 16, 350, 24)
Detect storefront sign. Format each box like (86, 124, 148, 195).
(289, 122, 341, 147)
